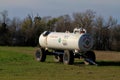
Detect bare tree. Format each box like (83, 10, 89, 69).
(55, 15, 72, 32)
(0, 10, 8, 23)
(47, 18, 58, 31)
(94, 16, 118, 50)
(73, 10, 95, 33)
(0, 10, 11, 45)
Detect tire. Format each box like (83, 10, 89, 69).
(35, 48, 46, 62)
(84, 51, 96, 65)
(63, 50, 74, 65)
(54, 54, 63, 62)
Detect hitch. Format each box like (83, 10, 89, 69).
(85, 58, 98, 66)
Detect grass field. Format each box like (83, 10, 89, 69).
(0, 46, 120, 80)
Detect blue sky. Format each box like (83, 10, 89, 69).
(0, 0, 120, 23)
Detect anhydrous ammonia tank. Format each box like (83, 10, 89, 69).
(39, 31, 93, 51)
(36, 28, 97, 65)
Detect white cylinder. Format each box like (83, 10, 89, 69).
(39, 31, 93, 51)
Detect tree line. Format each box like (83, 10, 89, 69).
(0, 10, 120, 51)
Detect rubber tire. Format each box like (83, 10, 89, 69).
(84, 51, 96, 65)
(63, 50, 74, 65)
(35, 48, 46, 62)
(54, 54, 63, 62)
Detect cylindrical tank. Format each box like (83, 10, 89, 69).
(39, 31, 93, 51)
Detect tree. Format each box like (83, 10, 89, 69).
(9, 17, 22, 46)
(47, 18, 58, 31)
(93, 16, 118, 50)
(55, 15, 72, 32)
(93, 16, 104, 50)
(111, 25, 120, 51)
(73, 10, 95, 33)
(33, 16, 47, 46)
(105, 16, 117, 50)
(21, 14, 34, 46)
(0, 10, 11, 45)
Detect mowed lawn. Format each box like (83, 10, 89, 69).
(0, 46, 120, 80)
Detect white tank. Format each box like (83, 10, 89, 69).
(39, 31, 93, 51)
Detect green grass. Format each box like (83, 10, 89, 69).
(0, 46, 120, 80)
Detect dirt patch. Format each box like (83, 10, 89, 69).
(95, 51, 120, 61)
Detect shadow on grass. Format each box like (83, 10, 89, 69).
(44, 60, 120, 66)
(96, 61, 120, 66)
(74, 61, 120, 66)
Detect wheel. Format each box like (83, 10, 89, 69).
(54, 54, 63, 62)
(84, 51, 96, 65)
(35, 48, 46, 62)
(63, 50, 74, 65)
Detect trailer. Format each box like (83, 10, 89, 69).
(35, 28, 97, 65)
